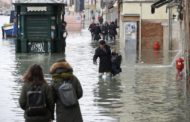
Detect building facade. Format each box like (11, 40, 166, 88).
(119, 0, 170, 60)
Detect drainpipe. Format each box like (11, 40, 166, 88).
(139, 1, 142, 61)
(168, 7, 172, 50)
(118, 0, 121, 38)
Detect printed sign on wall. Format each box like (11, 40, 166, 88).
(28, 42, 46, 53)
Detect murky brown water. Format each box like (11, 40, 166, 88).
(0, 16, 190, 122)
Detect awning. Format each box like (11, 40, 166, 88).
(151, 0, 173, 14)
(14, 0, 67, 4)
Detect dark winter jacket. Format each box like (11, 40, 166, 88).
(111, 53, 122, 76)
(94, 25, 101, 35)
(19, 82, 54, 122)
(93, 25, 101, 41)
(101, 24, 108, 35)
(98, 16, 103, 24)
(93, 45, 112, 73)
(108, 23, 117, 35)
(50, 61, 83, 122)
(89, 23, 96, 33)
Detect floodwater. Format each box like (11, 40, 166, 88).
(0, 16, 190, 122)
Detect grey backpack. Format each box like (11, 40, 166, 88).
(58, 81, 77, 107)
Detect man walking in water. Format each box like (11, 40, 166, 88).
(93, 40, 112, 77)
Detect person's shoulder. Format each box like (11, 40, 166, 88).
(21, 82, 28, 88)
(116, 55, 122, 61)
(72, 75, 78, 80)
(42, 82, 49, 86)
(23, 82, 32, 86)
(105, 44, 110, 48)
(71, 75, 80, 82)
(40, 82, 50, 90)
(96, 47, 101, 50)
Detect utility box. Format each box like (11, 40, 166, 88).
(14, 2, 65, 53)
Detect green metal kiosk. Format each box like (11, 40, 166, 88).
(14, 2, 66, 53)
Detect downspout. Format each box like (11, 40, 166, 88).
(118, 0, 121, 38)
(168, 7, 172, 50)
(139, 1, 142, 61)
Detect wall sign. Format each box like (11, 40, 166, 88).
(27, 7, 47, 12)
(28, 42, 46, 53)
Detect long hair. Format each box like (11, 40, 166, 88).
(22, 64, 46, 85)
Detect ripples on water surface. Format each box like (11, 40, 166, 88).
(0, 16, 190, 122)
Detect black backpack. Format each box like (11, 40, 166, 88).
(26, 85, 47, 116)
(58, 80, 77, 107)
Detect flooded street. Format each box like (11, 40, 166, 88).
(0, 16, 190, 122)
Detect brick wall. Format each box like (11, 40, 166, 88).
(141, 21, 163, 51)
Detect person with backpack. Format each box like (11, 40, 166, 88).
(19, 64, 54, 122)
(49, 59, 83, 122)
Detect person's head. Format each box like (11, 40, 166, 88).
(49, 59, 73, 74)
(99, 39, 106, 48)
(63, 21, 67, 26)
(62, 21, 67, 29)
(22, 64, 46, 84)
(111, 50, 117, 55)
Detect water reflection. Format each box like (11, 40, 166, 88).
(91, 76, 123, 122)
(128, 67, 186, 122)
(116, 42, 188, 122)
(96, 77, 123, 107)
(186, 83, 190, 122)
(0, 37, 22, 122)
(140, 49, 178, 65)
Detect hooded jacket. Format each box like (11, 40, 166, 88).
(50, 61, 83, 122)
